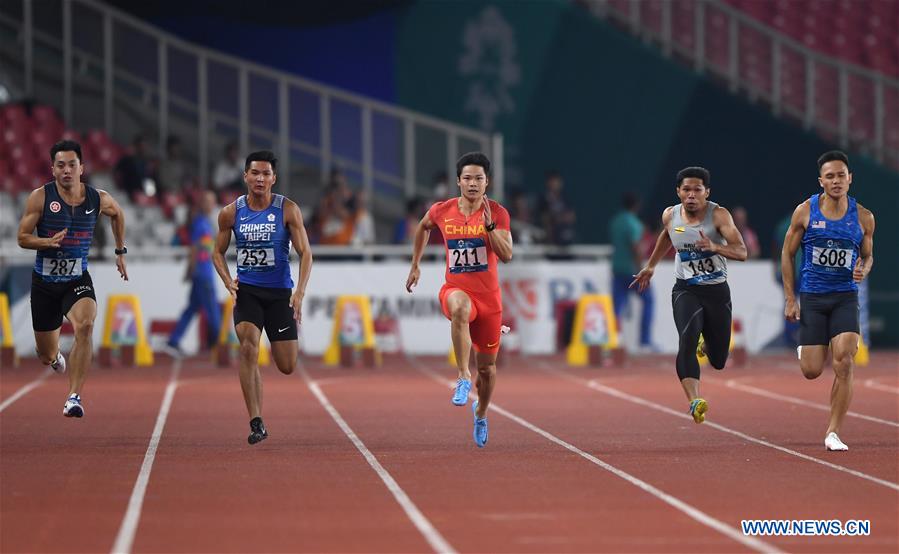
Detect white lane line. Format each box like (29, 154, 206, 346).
(407, 358, 781, 554)
(863, 379, 899, 395)
(299, 366, 456, 554)
(720, 379, 899, 427)
(0, 369, 51, 413)
(111, 361, 181, 554)
(533, 361, 898, 492)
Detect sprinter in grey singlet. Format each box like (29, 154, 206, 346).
(631, 167, 747, 424)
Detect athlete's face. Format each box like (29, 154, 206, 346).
(244, 161, 276, 195)
(677, 178, 709, 213)
(51, 151, 83, 188)
(818, 161, 851, 199)
(457, 165, 488, 201)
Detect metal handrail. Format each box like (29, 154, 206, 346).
(588, 0, 898, 166)
(2, 0, 503, 202)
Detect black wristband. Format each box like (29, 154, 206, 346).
(485, 222, 497, 232)
(115, 246, 128, 255)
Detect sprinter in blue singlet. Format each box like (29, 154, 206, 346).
(781, 150, 876, 452)
(212, 150, 313, 445)
(16, 140, 129, 418)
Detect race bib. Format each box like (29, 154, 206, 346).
(811, 246, 853, 270)
(448, 238, 488, 274)
(41, 257, 83, 277)
(680, 255, 721, 278)
(237, 248, 276, 268)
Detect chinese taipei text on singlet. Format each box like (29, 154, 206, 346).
(233, 194, 293, 289)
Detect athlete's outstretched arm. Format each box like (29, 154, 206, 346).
(99, 190, 128, 280)
(405, 211, 435, 292)
(781, 202, 809, 322)
(17, 188, 65, 250)
(285, 200, 313, 322)
(213, 204, 238, 300)
(853, 205, 875, 283)
(702, 207, 748, 261)
(630, 207, 673, 292)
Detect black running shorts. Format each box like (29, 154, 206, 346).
(233, 283, 298, 342)
(30, 271, 97, 332)
(799, 291, 859, 346)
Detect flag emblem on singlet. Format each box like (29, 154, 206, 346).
(812, 220, 826, 229)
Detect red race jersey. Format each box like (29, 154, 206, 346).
(428, 197, 510, 313)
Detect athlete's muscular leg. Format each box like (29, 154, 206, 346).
(826, 332, 858, 436)
(65, 298, 97, 396)
(799, 345, 827, 379)
(446, 290, 474, 381)
(34, 329, 61, 365)
(236, 322, 263, 419)
(271, 340, 298, 375)
(473, 351, 497, 418)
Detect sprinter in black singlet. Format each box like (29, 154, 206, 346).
(16, 140, 129, 417)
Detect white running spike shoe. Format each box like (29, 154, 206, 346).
(63, 394, 84, 418)
(824, 432, 848, 451)
(49, 351, 66, 374)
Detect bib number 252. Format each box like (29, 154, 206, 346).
(238, 248, 274, 267)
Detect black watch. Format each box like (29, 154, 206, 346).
(115, 246, 128, 256)
(485, 222, 497, 232)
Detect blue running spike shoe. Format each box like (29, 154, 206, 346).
(451, 378, 472, 406)
(63, 394, 83, 418)
(472, 400, 488, 448)
(689, 398, 708, 424)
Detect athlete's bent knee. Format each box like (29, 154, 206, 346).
(450, 303, 470, 323)
(799, 361, 823, 380)
(277, 359, 296, 375)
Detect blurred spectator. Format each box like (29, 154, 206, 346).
(157, 135, 190, 194)
(732, 206, 761, 258)
(537, 170, 576, 245)
(315, 176, 356, 245)
(430, 170, 449, 203)
(162, 190, 221, 356)
(352, 188, 376, 246)
(211, 141, 243, 191)
(394, 197, 424, 244)
(508, 187, 540, 245)
(610, 192, 656, 351)
(114, 134, 152, 201)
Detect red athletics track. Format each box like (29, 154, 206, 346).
(1, 351, 897, 553)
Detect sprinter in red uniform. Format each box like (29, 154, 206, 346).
(406, 152, 513, 448)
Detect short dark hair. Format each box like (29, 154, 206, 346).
(245, 150, 277, 172)
(50, 140, 82, 163)
(456, 152, 490, 178)
(676, 166, 710, 187)
(817, 150, 849, 173)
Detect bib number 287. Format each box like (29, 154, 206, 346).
(42, 258, 81, 277)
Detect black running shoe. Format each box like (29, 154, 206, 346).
(248, 417, 268, 445)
